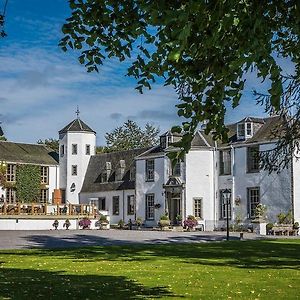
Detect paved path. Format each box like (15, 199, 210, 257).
(0, 229, 273, 249)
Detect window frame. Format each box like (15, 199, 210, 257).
(247, 187, 260, 218)
(40, 166, 49, 184)
(40, 189, 48, 203)
(247, 146, 260, 173)
(145, 193, 155, 220)
(72, 144, 78, 155)
(6, 188, 16, 203)
(145, 159, 155, 182)
(71, 165, 77, 176)
(219, 149, 231, 175)
(86, 144, 90, 155)
(98, 197, 106, 210)
(127, 195, 135, 215)
(6, 164, 16, 182)
(112, 196, 120, 215)
(60, 145, 65, 157)
(193, 198, 203, 219)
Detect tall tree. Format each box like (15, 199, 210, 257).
(37, 138, 59, 152)
(60, 1, 300, 165)
(105, 120, 159, 152)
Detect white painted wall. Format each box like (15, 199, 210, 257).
(80, 189, 136, 224)
(59, 131, 96, 204)
(232, 143, 292, 223)
(135, 156, 166, 227)
(0, 218, 107, 230)
(185, 149, 215, 230)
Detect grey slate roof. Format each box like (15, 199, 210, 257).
(59, 118, 96, 134)
(81, 148, 150, 193)
(218, 115, 281, 147)
(0, 141, 59, 165)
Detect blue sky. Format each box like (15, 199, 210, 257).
(0, 0, 292, 145)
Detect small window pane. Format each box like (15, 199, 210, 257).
(86, 144, 90, 155)
(72, 165, 77, 176)
(72, 144, 78, 155)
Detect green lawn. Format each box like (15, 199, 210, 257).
(0, 239, 299, 299)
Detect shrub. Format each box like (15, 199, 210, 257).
(118, 219, 125, 229)
(266, 223, 273, 233)
(79, 217, 91, 229)
(159, 215, 170, 227)
(99, 214, 108, 224)
(184, 215, 198, 229)
(277, 211, 293, 224)
(136, 217, 143, 226)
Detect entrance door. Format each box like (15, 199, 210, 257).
(167, 193, 181, 224)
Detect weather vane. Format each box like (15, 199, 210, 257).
(75, 106, 80, 119)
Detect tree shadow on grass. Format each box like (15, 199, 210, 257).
(0, 267, 177, 299)
(5, 234, 300, 270)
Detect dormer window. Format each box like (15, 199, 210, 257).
(237, 122, 253, 140)
(116, 160, 126, 181)
(160, 136, 167, 148)
(237, 123, 245, 139)
(167, 135, 173, 145)
(246, 122, 252, 136)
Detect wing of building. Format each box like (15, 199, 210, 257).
(0, 141, 59, 203)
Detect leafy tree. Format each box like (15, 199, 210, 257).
(60, 1, 300, 164)
(37, 138, 59, 152)
(105, 120, 159, 152)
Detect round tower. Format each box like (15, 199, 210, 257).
(58, 114, 96, 204)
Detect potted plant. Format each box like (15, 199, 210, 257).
(52, 219, 59, 230)
(158, 214, 170, 230)
(79, 217, 91, 229)
(63, 219, 71, 230)
(183, 215, 198, 231)
(135, 217, 143, 230)
(95, 214, 109, 229)
(293, 222, 299, 234)
(175, 215, 182, 226)
(118, 219, 125, 229)
(266, 223, 274, 235)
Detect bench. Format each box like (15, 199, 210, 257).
(271, 226, 298, 236)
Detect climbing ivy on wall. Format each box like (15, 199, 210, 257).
(16, 164, 40, 203)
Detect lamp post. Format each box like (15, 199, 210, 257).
(223, 189, 231, 241)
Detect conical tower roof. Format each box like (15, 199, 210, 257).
(59, 118, 96, 134)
